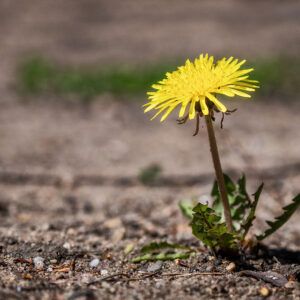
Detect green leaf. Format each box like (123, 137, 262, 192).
(241, 183, 264, 241)
(191, 203, 238, 251)
(132, 252, 191, 263)
(212, 174, 252, 230)
(132, 241, 194, 263)
(140, 241, 192, 253)
(256, 194, 300, 241)
(124, 243, 135, 255)
(132, 253, 152, 263)
(138, 164, 162, 185)
(179, 200, 196, 220)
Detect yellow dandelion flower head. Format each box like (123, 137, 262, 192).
(143, 54, 259, 122)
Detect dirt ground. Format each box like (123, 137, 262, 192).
(0, 1, 300, 299)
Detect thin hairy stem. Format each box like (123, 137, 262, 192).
(204, 111, 233, 232)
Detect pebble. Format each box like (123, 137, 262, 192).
(102, 281, 110, 288)
(155, 279, 166, 288)
(260, 286, 270, 296)
(104, 218, 122, 229)
(226, 262, 236, 272)
(33, 256, 44, 269)
(205, 265, 214, 272)
(293, 290, 300, 296)
(111, 227, 125, 241)
(101, 269, 108, 276)
(63, 242, 71, 250)
(147, 261, 163, 272)
(285, 281, 300, 289)
(81, 274, 92, 284)
(89, 258, 100, 268)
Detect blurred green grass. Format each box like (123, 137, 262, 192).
(18, 56, 300, 101)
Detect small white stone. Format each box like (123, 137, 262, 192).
(101, 269, 108, 276)
(33, 256, 44, 269)
(285, 281, 300, 289)
(226, 262, 236, 272)
(80, 273, 92, 284)
(205, 265, 213, 272)
(147, 261, 163, 272)
(101, 281, 110, 288)
(89, 258, 100, 268)
(63, 242, 71, 250)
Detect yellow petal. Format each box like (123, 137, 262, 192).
(206, 93, 227, 112)
(230, 89, 251, 97)
(179, 99, 191, 117)
(230, 68, 254, 78)
(199, 96, 209, 115)
(224, 56, 234, 66)
(160, 102, 180, 122)
(218, 89, 235, 97)
(188, 97, 196, 120)
(233, 82, 259, 88)
(144, 103, 158, 112)
(152, 84, 162, 89)
(150, 107, 168, 120)
(227, 85, 255, 92)
(244, 79, 259, 83)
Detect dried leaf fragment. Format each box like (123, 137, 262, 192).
(240, 270, 288, 287)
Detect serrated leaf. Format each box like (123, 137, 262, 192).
(256, 194, 300, 241)
(124, 243, 135, 255)
(140, 241, 192, 253)
(233, 175, 252, 220)
(132, 253, 152, 263)
(179, 200, 195, 220)
(241, 183, 264, 241)
(132, 241, 194, 263)
(132, 252, 191, 263)
(191, 203, 238, 250)
(212, 174, 252, 230)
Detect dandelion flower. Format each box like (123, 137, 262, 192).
(144, 54, 259, 122)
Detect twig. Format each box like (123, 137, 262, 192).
(240, 270, 288, 287)
(125, 270, 161, 281)
(161, 272, 224, 277)
(88, 271, 223, 286)
(70, 251, 87, 271)
(87, 273, 131, 286)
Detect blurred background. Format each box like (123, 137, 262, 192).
(0, 0, 299, 257)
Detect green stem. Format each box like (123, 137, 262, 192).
(204, 112, 233, 232)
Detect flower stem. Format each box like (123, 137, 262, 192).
(204, 113, 233, 232)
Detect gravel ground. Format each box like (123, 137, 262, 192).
(0, 99, 299, 299)
(0, 181, 300, 300)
